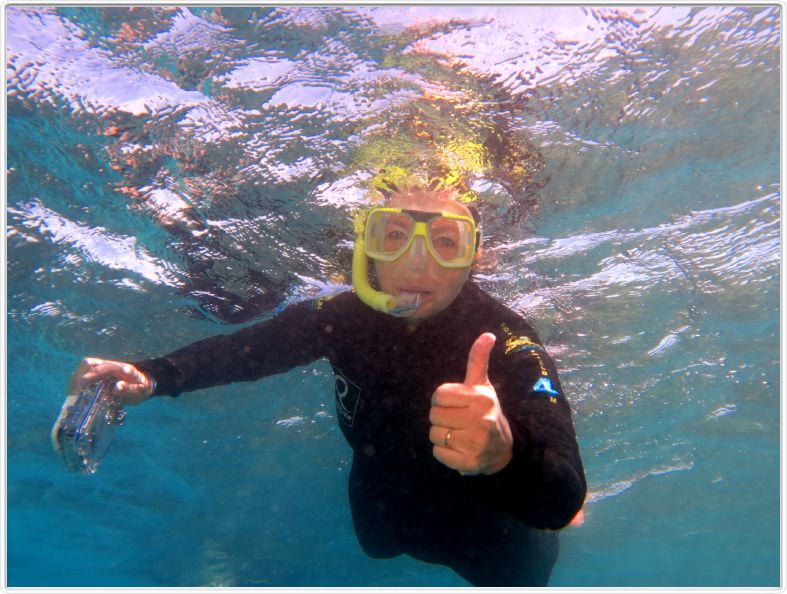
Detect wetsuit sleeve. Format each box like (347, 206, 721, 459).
(132, 299, 332, 397)
(478, 325, 587, 530)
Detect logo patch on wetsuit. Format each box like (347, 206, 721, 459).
(533, 377, 559, 395)
(334, 369, 361, 427)
(504, 335, 545, 355)
(533, 377, 561, 402)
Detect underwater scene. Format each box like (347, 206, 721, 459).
(5, 5, 781, 587)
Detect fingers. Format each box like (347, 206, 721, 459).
(463, 332, 496, 386)
(432, 438, 485, 476)
(78, 359, 139, 384)
(428, 424, 458, 448)
(69, 358, 153, 405)
(432, 444, 475, 475)
(429, 400, 474, 428)
(430, 382, 498, 424)
(430, 382, 480, 408)
(429, 426, 478, 475)
(68, 358, 103, 394)
(431, 383, 466, 407)
(114, 379, 153, 405)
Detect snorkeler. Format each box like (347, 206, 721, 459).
(69, 182, 586, 586)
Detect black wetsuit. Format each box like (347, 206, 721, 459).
(134, 281, 586, 586)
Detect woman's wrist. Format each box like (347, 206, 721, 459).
(145, 373, 157, 398)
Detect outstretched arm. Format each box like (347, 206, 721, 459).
(132, 299, 331, 397)
(68, 298, 334, 403)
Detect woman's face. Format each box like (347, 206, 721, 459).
(373, 191, 475, 323)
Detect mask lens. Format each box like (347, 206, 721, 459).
(366, 210, 414, 260)
(382, 213, 415, 253)
(427, 218, 473, 265)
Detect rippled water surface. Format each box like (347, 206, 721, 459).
(6, 5, 781, 587)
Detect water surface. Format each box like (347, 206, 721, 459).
(6, 5, 781, 587)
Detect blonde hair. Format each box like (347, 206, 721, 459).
(370, 175, 463, 204)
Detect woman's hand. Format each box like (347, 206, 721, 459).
(428, 333, 513, 475)
(68, 358, 154, 405)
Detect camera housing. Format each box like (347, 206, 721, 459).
(51, 381, 126, 474)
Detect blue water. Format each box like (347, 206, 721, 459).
(5, 5, 781, 588)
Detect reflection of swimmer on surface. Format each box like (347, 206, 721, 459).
(103, 118, 293, 324)
(89, 7, 551, 324)
(70, 179, 586, 587)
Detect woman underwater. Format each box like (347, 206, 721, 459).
(66, 177, 586, 586)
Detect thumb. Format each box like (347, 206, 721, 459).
(464, 332, 496, 386)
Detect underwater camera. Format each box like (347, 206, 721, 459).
(51, 380, 126, 474)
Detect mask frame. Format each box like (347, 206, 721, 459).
(351, 207, 481, 315)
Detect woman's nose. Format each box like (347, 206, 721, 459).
(403, 236, 429, 271)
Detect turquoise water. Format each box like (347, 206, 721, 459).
(5, 5, 781, 588)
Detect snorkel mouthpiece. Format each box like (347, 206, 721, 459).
(352, 213, 421, 317)
(388, 291, 422, 317)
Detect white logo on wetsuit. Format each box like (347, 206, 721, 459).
(333, 369, 361, 427)
(336, 376, 349, 400)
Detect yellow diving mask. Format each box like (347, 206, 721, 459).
(352, 207, 480, 316)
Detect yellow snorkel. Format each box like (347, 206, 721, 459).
(352, 211, 421, 316)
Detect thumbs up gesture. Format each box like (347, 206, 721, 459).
(429, 332, 514, 475)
